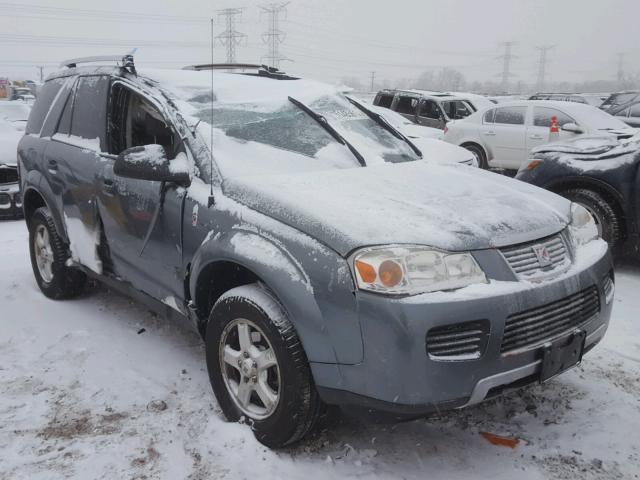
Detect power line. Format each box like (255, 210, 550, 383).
(497, 41, 517, 93)
(617, 53, 625, 87)
(215, 8, 246, 63)
(535, 45, 554, 92)
(260, 2, 289, 69)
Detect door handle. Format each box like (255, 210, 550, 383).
(529, 134, 544, 140)
(483, 131, 496, 136)
(47, 159, 58, 174)
(103, 179, 115, 195)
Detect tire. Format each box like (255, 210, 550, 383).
(562, 188, 621, 248)
(462, 143, 488, 169)
(28, 207, 86, 299)
(205, 284, 322, 448)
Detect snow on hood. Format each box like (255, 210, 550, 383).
(224, 161, 570, 256)
(531, 133, 640, 172)
(411, 138, 475, 164)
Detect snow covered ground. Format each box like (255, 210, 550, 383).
(1, 218, 639, 480)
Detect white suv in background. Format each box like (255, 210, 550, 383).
(442, 100, 637, 169)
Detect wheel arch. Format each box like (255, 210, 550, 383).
(22, 186, 68, 243)
(188, 229, 354, 365)
(547, 177, 629, 239)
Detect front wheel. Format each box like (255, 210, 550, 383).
(462, 143, 488, 169)
(205, 284, 322, 448)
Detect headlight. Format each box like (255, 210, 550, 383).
(569, 203, 599, 247)
(352, 246, 487, 296)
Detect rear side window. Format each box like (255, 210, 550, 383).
(394, 96, 417, 115)
(418, 100, 441, 119)
(376, 94, 394, 108)
(25, 77, 66, 135)
(70, 76, 109, 148)
(442, 100, 472, 120)
(629, 103, 640, 117)
(533, 107, 575, 127)
(483, 109, 495, 124)
(494, 106, 526, 125)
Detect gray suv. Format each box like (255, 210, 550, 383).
(19, 56, 614, 448)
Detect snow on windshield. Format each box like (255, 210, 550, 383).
(141, 69, 419, 178)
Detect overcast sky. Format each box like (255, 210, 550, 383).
(1, 0, 638, 88)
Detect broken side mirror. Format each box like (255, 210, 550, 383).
(114, 145, 191, 185)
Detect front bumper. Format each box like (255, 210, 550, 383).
(312, 242, 613, 416)
(0, 183, 22, 219)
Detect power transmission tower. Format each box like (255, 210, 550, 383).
(215, 8, 246, 64)
(535, 45, 554, 92)
(497, 42, 517, 93)
(36, 65, 44, 82)
(617, 53, 626, 88)
(370, 71, 376, 92)
(260, 2, 289, 69)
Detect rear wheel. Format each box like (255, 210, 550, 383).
(28, 207, 86, 299)
(462, 143, 488, 169)
(205, 284, 322, 448)
(562, 188, 621, 248)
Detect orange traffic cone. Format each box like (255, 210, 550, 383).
(549, 115, 560, 142)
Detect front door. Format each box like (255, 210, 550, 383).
(97, 80, 186, 307)
(527, 106, 580, 152)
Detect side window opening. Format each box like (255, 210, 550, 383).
(377, 94, 394, 109)
(108, 83, 176, 158)
(25, 77, 66, 135)
(394, 96, 417, 115)
(483, 109, 495, 124)
(494, 106, 526, 125)
(533, 107, 575, 128)
(419, 100, 441, 120)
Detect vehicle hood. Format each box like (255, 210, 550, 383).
(532, 134, 640, 157)
(224, 161, 571, 256)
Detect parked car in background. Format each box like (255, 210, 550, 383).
(529, 93, 607, 107)
(0, 119, 23, 218)
(609, 100, 640, 127)
(0, 101, 32, 131)
(443, 100, 637, 169)
(600, 91, 640, 112)
(19, 56, 613, 448)
(517, 134, 640, 254)
(373, 89, 477, 129)
(11, 87, 35, 102)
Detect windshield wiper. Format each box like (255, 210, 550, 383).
(346, 96, 423, 158)
(288, 96, 366, 167)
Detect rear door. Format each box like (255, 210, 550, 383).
(391, 95, 418, 123)
(481, 105, 527, 169)
(43, 75, 110, 274)
(526, 106, 580, 151)
(97, 80, 186, 306)
(416, 99, 445, 128)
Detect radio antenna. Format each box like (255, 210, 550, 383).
(208, 17, 215, 207)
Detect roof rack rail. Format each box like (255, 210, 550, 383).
(182, 63, 277, 72)
(59, 52, 136, 74)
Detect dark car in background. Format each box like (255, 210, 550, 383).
(0, 118, 23, 218)
(529, 93, 607, 107)
(600, 91, 640, 112)
(610, 100, 640, 128)
(516, 134, 640, 254)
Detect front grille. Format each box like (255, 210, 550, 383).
(426, 320, 490, 360)
(0, 193, 10, 206)
(0, 166, 18, 184)
(500, 233, 571, 280)
(501, 286, 600, 354)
